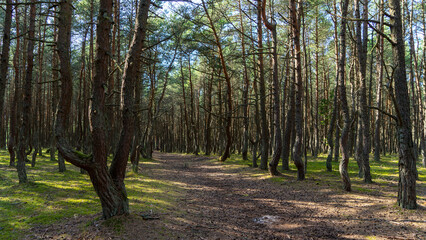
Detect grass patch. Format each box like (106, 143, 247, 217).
(0, 150, 184, 240)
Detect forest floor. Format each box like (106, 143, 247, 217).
(0, 151, 425, 239)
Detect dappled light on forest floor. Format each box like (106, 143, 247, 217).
(0, 150, 425, 239)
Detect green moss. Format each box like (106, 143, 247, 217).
(0, 149, 185, 239)
(72, 150, 92, 159)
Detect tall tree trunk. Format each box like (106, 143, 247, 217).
(18, 0, 37, 183)
(261, 0, 281, 176)
(239, 0, 249, 161)
(202, 0, 233, 162)
(338, 0, 351, 191)
(388, 0, 417, 209)
(51, 14, 59, 164)
(204, 69, 214, 156)
(354, 0, 372, 183)
(374, 0, 384, 162)
(187, 57, 199, 155)
(255, 0, 269, 169)
(422, 0, 426, 168)
(0, 0, 13, 149)
(290, 0, 304, 180)
(282, 74, 295, 171)
(8, 3, 20, 167)
(180, 59, 191, 154)
(326, 85, 338, 171)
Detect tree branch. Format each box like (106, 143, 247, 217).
(369, 106, 398, 122)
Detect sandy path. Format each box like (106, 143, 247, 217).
(147, 152, 425, 240)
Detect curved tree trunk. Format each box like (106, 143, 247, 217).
(55, 0, 152, 218)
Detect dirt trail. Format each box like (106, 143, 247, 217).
(30, 152, 425, 239)
(146, 152, 425, 240)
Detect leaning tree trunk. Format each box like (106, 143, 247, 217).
(388, 0, 417, 209)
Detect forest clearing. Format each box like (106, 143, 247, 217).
(0, 150, 425, 239)
(1, 0, 426, 239)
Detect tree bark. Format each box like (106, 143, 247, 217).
(8, 3, 20, 167)
(354, 0, 372, 183)
(18, 0, 37, 184)
(261, 0, 281, 176)
(239, 0, 249, 161)
(388, 0, 417, 209)
(0, 0, 13, 149)
(338, 0, 351, 191)
(256, 0, 269, 170)
(290, 0, 304, 180)
(55, 0, 152, 218)
(374, 0, 384, 163)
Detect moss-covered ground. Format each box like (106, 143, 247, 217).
(0, 149, 183, 240)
